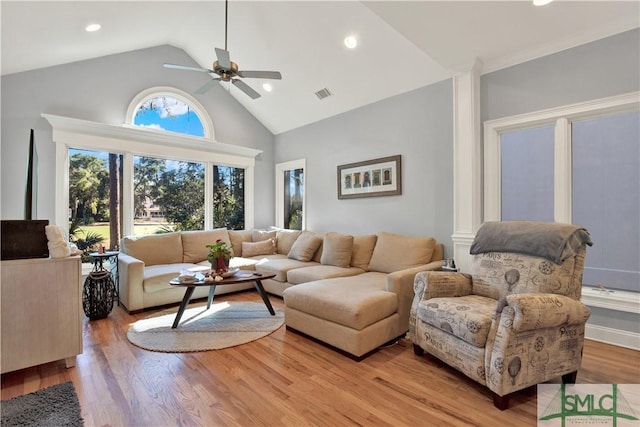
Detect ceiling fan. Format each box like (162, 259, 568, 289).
(163, 0, 282, 99)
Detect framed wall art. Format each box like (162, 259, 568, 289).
(337, 155, 402, 199)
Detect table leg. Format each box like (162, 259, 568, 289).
(253, 280, 275, 315)
(172, 286, 196, 328)
(206, 285, 217, 309)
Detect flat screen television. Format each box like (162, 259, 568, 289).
(1, 220, 49, 260)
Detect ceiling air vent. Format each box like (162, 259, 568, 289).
(315, 88, 332, 100)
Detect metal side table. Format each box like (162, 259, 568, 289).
(83, 251, 119, 320)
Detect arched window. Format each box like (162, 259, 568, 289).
(126, 87, 215, 140)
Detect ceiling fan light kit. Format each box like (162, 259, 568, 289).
(163, 0, 281, 99)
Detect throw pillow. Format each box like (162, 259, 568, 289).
(351, 234, 378, 270)
(228, 230, 252, 257)
(182, 228, 231, 263)
(275, 229, 302, 255)
(288, 231, 322, 262)
(242, 238, 277, 258)
(121, 232, 183, 266)
(368, 232, 436, 273)
(320, 232, 354, 268)
(252, 229, 277, 242)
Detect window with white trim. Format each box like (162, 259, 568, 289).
(276, 159, 305, 230)
(484, 92, 639, 292)
(46, 87, 258, 248)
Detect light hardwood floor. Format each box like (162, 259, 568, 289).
(2, 291, 639, 426)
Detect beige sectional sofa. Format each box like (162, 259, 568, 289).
(283, 231, 443, 359)
(118, 227, 443, 358)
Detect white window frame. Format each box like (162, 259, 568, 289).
(43, 113, 261, 236)
(484, 92, 639, 223)
(125, 86, 215, 140)
(275, 159, 306, 230)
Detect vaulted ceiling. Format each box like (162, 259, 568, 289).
(2, 1, 638, 134)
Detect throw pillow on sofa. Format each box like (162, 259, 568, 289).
(288, 231, 322, 262)
(242, 238, 277, 257)
(229, 230, 252, 257)
(320, 232, 354, 268)
(351, 234, 378, 271)
(368, 232, 436, 273)
(121, 232, 183, 266)
(252, 229, 277, 242)
(182, 228, 232, 263)
(274, 229, 302, 255)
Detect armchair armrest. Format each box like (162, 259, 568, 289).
(486, 294, 591, 397)
(386, 261, 443, 333)
(497, 294, 591, 332)
(118, 253, 145, 312)
(413, 271, 473, 301)
(409, 271, 473, 342)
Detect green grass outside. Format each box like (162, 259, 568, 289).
(73, 223, 173, 249)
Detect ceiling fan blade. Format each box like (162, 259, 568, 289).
(215, 48, 231, 69)
(164, 63, 213, 73)
(232, 79, 260, 99)
(195, 78, 222, 94)
(238, 70, 282, 80)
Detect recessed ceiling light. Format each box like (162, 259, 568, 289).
(262, 83, 272, 93)
(85, 23, 101, 32)
(344, 35, 358, 49)
(532, 0, 554, 6)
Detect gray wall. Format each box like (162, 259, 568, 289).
(481, 28, 640, 122)
(1, 45, 276, 227)
(274, 79, 454, 254)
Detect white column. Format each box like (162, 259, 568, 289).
(451, 59, 482, 273)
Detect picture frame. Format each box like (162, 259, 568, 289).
(337, 155, 402, 199)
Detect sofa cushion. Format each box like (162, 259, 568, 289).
(311, 232, 326, 263)
(417, 294, 496, 348)
(351, 234, 377, 271)
(320, 232, 354, 268)
(284, 278, 398, 330)
(275, 229, 302, 255)
(255, 258, 317, 282)
(122, 232, 183, 266)
(242, 238, 277, 257)
(286, 265, 365, 285)
(252, 229, 277, 242)
(182, 228, 231, 263)
(288, 231, 322, 262)
(368, 232, 436, 273)
(229, 230, 252, 257)
(142, 263, 200, 293)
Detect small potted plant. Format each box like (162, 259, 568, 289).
(206, 239, 232, 275)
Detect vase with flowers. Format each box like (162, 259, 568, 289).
(206, 239, 232, 275)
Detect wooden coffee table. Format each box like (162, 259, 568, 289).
(169, 270, 276, 328)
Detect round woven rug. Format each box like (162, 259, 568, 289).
(127, 301, 284, 352)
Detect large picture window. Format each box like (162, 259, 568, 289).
(484, 92, 639, 292)
(51, 87, 259, 249)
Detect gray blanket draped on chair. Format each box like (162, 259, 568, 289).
(469, 221, 593, 264)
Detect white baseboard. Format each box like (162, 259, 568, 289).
(585, 323, 640, 351)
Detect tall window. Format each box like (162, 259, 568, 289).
(572, 110, 639, 291)
(68, 149, 123, 258)
(500, 126, 554, 222)
(133, 156, 205, 233)
(59, 87, 255, 249)
(276, 159, 305, 230)
(213, 166, 245, 230)
(485, 92, 639, 292)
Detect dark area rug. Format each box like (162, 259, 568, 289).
(1, 381, 84, 427)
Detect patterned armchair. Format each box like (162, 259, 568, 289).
(410, 221, 593, 409)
